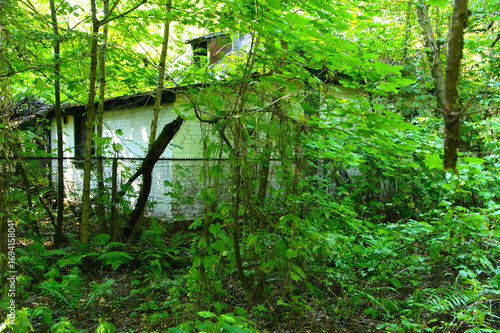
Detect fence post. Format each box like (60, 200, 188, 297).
(110, 156, 118, 240)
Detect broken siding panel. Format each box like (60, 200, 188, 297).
(189, 33, 253, 67)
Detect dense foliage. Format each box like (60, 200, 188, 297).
(1, 0, 499, 332)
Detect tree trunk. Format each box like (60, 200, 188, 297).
(15, 159, 40, 235)
(80, 0, 146, 241)
(401, 0, 412, 62)
(416, 0, 446, 111)
(110, 155, 119, 241)
(232, 121, 252, 302)
(443, 0, 469, 172)
(121, 116, 184, 240)
(0, 31, 10, 280)
(257, 134, 272, 208)
(0, 165, 6, 286)
(149, 0, 172, 145)
(81, 0, 100, 244)
(49, 0, 64, 248)
(0, 128, 7, 287)
(96, 0, 110, 234)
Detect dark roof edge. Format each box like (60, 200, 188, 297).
(185, 31, 228, 44)
(44, 89, 176, 118)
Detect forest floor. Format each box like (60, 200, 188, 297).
(10, 211, 500, 333)
(20, 263, 381, 333)
(13, 219, 385, 333)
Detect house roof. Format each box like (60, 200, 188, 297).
(41, 71, 357, 119)
(185, 32, 228, 45)
(43, 89, 177, 118)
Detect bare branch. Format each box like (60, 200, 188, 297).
(491, 33, 500, 48)
(99, 0, 146, 27)
(461, 106, 500, 116)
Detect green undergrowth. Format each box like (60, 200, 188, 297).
(3, 116, 500, 332)
(3, 201, 499, 332)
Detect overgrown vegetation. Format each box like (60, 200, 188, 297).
(2, 0, 500, 332)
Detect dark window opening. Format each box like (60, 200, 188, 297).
(74, 115, 94, 167)
(193, 40, 208, 67)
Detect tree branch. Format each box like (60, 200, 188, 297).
(491, 33, 500, 48)
(461, 106, 500, 116)
(99, 0, 146, 27)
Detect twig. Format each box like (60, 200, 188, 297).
(491, 33, 500, 48)
(429, 105, 443, 114)
(460, 106, 500, 116)
(99, 0, 146, 27)
(461, 96, 475, 114)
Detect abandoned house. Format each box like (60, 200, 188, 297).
(44, 32, 360, 220)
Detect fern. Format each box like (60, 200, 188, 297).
(91, 233, 111, 247)
(66, 233, 111, 255)
(39, 267, 83, 308)
(99, 251, 134, 270)
(425, 286, 479, 313)
(65, 232, 85, 252)
(136, 220, 165, 249)
(168, 231, 197, 252)
(40, 280, 69, 305)
(17, 241, 50, 277)
(47, 247, 72, 257)
(64, 233, 133, 270)
(62, 267, 84, 307)
(87, 279, 116, 306)
(103, 241, 127, 252)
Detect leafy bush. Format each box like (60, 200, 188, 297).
(170, 309, 258, 333)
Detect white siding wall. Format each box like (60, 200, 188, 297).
(102, 105, 174, 158)
(170, 100, 205, 159)
(50, 115, 89, 198)
(50, 101, 205, 219)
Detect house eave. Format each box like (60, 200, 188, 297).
(45, 89, 177, 118)
(185, 32, 228, 45)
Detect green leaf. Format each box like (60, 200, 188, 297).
(221, 325, 252, 333)
(209, 223, 220, 235)
(428, 0, 449, 9)
(277, 298, 289, 306)
(292, 264, 306, 279)
(189, 218, 203, 230)
(198, 311, 216, 318)
(95, 322, 117, 333)
(429, 242, 442, 258)
(44, 310, 53, 326)
(220, 313, 237, 324)
(167, 328, 189, 333)
(424, 153, 443, 170)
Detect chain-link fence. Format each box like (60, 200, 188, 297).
(4, 153, 408, 229)
(8, 156, 357, 224)
(18, 157, 285, 222)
